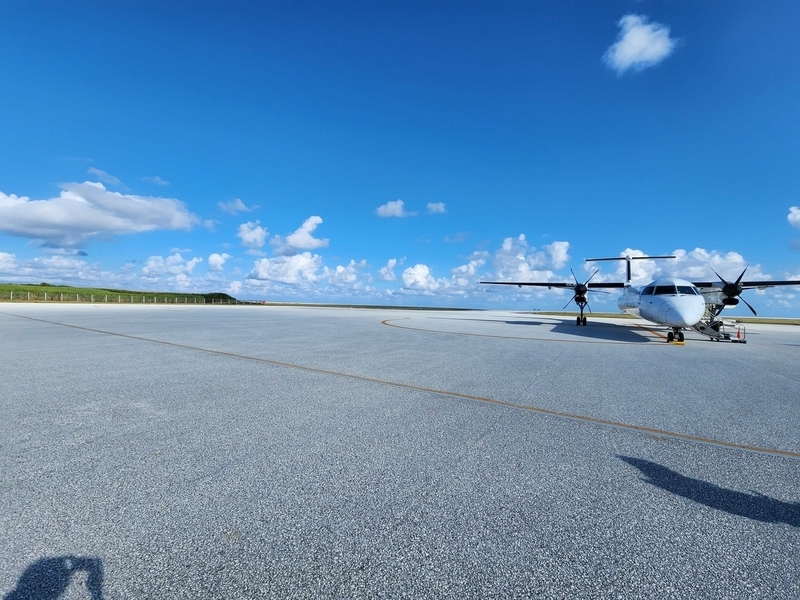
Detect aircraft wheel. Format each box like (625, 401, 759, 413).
(677, 331, 685, 342)
(576, 317, 581, 326)
(667, 331, 674, 343)
(582, 316, 587, 326)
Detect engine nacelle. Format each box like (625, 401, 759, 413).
(722, 297, 740, 306)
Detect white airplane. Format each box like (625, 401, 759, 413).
(481, 254, 798, 343)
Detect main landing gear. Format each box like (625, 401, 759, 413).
(667, 328, 685, 343)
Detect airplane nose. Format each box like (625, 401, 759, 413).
(666, 298, 705, 327)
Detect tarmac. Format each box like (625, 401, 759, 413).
(1, 304, 798, 599)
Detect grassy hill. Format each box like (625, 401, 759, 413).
(0, 282, 237, 304)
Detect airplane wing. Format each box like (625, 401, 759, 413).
(480, 281, 627, 288)
(691, 280, 800, 290)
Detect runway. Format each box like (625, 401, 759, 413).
(1, 304, 798, 598)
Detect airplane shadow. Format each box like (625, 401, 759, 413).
(434, 315, 655, 343)
(3, 556, 104, 600)
(533, 319, 654, 343)
(619, 456, 800, 527)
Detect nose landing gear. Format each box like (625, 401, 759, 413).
(575, 300, 589, 326)
(667, 328, 685, 343)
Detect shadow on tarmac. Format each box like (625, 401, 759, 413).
(501, 318, 654, 343)
(3, 556, 104, 600)
(619, 456, 800, 527)
(437, 316, 654, 343)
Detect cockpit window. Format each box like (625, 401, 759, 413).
(677, 285, 698, 295)
(641, 286, 655, 295)
(654, 285, 677, 295)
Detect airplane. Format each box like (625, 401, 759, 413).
(481, 254, 799, 343)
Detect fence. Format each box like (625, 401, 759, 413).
(0, 292, 245, 304)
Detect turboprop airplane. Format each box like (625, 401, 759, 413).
(481, 255, 799, 343)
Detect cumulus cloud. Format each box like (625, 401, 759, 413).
(377, 200, 415, 218)
(228, 281, 242, 295)
(219, 198, 258, 215)
(450, 257, 486, 288)
(87, 167, 123, 187)
(142, 175, 170, 186)
(271, 216, 329, 256)
(590, 247, 771, 285)
(789, 206, 800, 229)
(208, 252, 231, 271)
(427, 202, 447, 214)
(378, 258, 398, 281)
(491, 234, 557, 282)
(0, 182, 199, 248)
(546, 241, 570, 269)
(323, 259, 367, 287)
(603, 14, 678, 75)
(237, 220, 268, 254)
(248, 252, 322, 284)
(142, 253, 203, 276)
(402, 264, 447, 291)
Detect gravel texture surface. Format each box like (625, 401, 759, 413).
(1, 304, 798, 599)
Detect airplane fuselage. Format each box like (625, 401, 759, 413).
(618, 277, 706, 328)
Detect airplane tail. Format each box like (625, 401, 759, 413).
(585, 255, 676, 285)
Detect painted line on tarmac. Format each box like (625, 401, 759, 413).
(634, 324, 670, 341)
(7, 312, 799, 460)
(381, 317, 664, 345)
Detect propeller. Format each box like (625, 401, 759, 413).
(711, 266, 757, 316)
(562, 268, 599, 310)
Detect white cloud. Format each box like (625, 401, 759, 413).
(0, 253, 132, 288)
(0, 182, 198, 248)
(228, 281, 242, 295)
(427, 202, 447, 214)
(272, 215, 329, 256)
(208, 252, 231, 271)
(248, 252, 322, 284)
(219, 198, 258, 215)
(0, 252, 18, 272)
(789, 206, 800, 229)
(237, 220, 268, 254)
(142, 253, 202, 276)
(378, 258, 398, 281)
(450, 257, 486, 288)
(377, 200, 415, 218)
(323, 259, 367, 286)
(603, 14, 678, 75)
(546, 241, 570, 269)
(402, 264, 446, 291)
(491, 234, 556, 282)
(87, 167, 123, 187)
(142, 175, 170, 186)
(588, 247, 771, 285)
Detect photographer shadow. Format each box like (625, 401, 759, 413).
(619, 455, 799, 527)
(3, 556, 103, 600)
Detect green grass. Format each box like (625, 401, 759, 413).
(0, 283, 235, 304)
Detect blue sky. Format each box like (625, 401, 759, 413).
(1, 1, 799, 314)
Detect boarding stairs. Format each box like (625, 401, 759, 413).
(692, 304, 747, 343)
